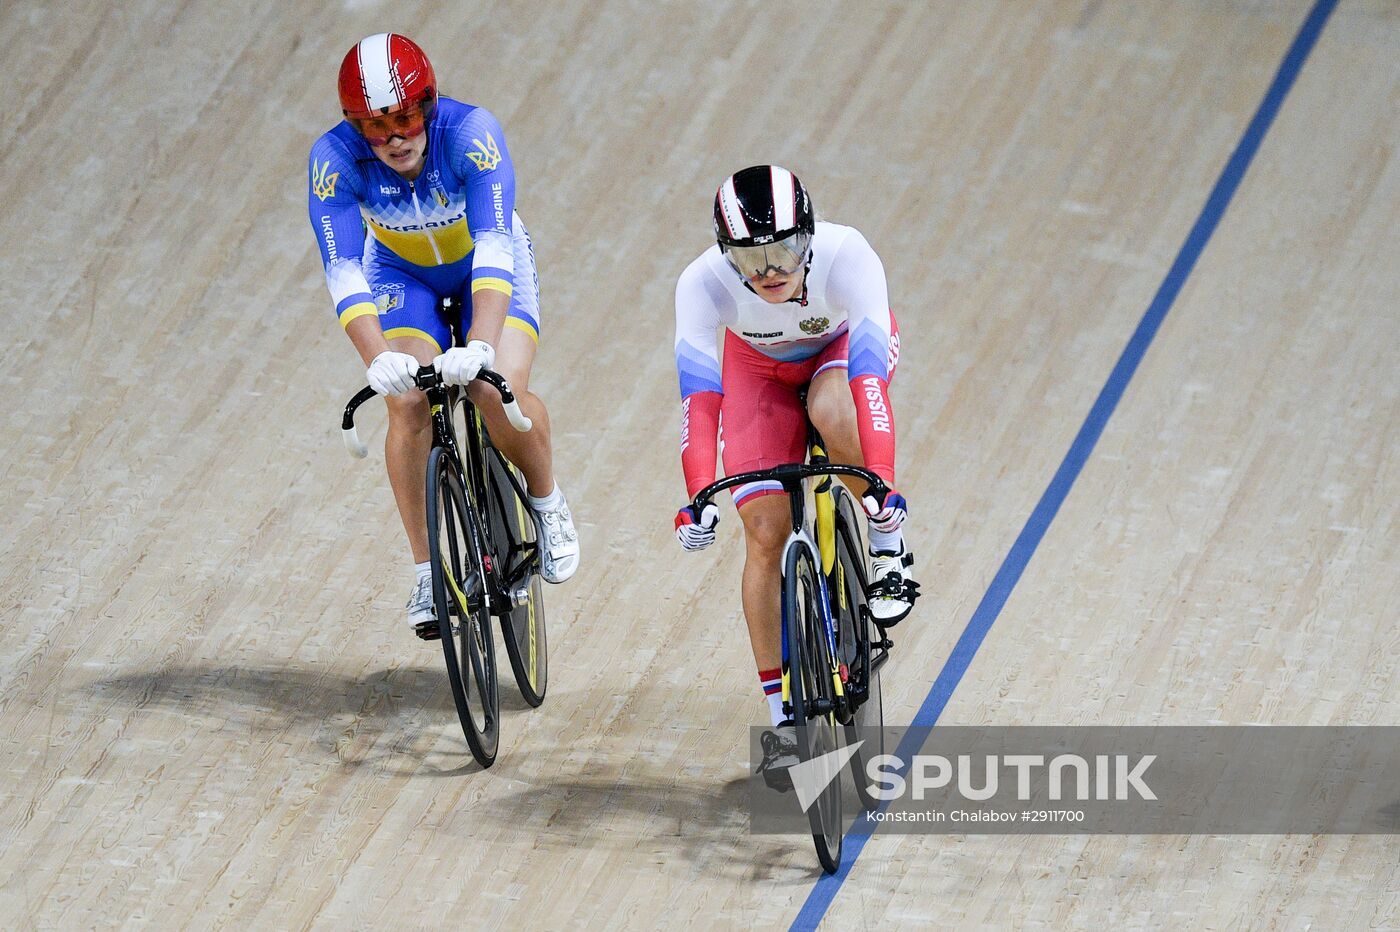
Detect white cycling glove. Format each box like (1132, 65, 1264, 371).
(862, 489, 909, 534)
(675, 503, 720, 552)
(367, 350, 420, 396)
(434, 339, 495, 386)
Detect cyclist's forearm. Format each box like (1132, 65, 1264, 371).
(680, 390, 722, 497)
(465, 288, 509, 347)
(848, 374, 896, 485)
(345, 314, 393, 367)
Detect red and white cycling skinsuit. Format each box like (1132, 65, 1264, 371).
(674, 221, 901, 506)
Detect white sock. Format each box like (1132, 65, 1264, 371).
(415, 560, 432, 583)
(759, 668, 786, 726)
(869, 528, 904, 555)
(528, 482, 564, 512)
(767, 693, 788, 727)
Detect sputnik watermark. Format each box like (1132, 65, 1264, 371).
(750, 726, 1400, 835)
(790, 742, 863, 812)
(791, 743, 1155, 813)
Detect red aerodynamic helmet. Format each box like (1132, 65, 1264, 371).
(337, 33, 438, 126)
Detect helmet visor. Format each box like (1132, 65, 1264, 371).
(723, 230, 812, 279)
(351, 106, 428, 146)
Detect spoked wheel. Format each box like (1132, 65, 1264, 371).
(483, 442, 548, 707)
(427, 446, 500, 767)
(831, 487, 885, 811)
(784, 539, 843, 874)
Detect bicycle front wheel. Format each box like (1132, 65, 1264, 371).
(483, 442, 548, 707)
(427, 446, 500, 767)
(784, 538, 843, 874)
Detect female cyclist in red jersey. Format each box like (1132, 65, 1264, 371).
(672, 165, 917, 763)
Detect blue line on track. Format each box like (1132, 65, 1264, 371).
(790, 0, 1338, 926)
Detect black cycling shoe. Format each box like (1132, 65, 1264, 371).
(756, 723, 800, 793)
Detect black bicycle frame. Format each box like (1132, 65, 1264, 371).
(341, 366, 533, 613)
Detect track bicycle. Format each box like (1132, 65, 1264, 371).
(341, 365, 548, 767)
(689, 428, 900, 873)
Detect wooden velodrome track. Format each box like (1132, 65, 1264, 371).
(1, 0, 1395, 927)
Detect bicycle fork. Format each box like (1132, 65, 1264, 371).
(779, 530, 848, 722)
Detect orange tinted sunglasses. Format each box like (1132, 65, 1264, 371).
(353, 108, 427, 146)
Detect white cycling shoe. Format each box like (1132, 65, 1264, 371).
(533, 494, 580, 584)
(405, 575, 436, 630)
(869, 547, 919, 625)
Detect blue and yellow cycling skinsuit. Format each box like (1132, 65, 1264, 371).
(307, 97, 540, 354)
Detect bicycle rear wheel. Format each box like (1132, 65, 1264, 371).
(427, 446, 500, 767)
(784, 538, 843, 874)
(482, 440, 548, 707)
(831, 486, 885, 811)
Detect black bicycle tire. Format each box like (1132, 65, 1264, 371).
(832, 487, 885, 811)
(783, 539, 843, 874)
(483, 443, 548, 707)
(427, 446, 500, 767)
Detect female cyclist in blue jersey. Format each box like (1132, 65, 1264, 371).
(308, 34, 579, 629)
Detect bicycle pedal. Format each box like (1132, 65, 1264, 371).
(414, 621, 442, 641)
(866, 577, 902, 598)
(869, 576, 921, 603)
(869, 584, 919, 629)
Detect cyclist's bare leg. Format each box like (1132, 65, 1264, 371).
(737, 494, 790, 673)
(806, 366, 868, 496)
(383, 335, 438, 564)
(468, 326, 556, 498)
